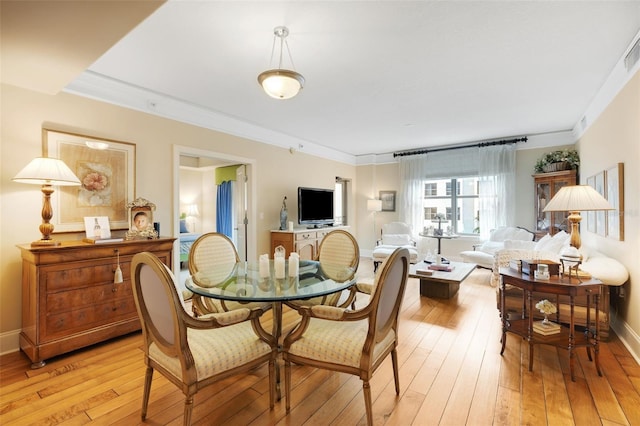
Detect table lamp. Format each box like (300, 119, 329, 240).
(542, 185, 612, 249)
(367, 199, 382, 242)
(13, 157, 81, 246)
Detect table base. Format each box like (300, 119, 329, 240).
(419, 279, 460, 299)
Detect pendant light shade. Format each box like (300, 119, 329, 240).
(258, 26, 305, 99)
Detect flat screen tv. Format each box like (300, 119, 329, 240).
(298, 187, 334, 228)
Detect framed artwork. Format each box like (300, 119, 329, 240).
(125, 197, 158, 240)
(606, 162, 624, 240)
(43, 129, 135, 232)
(379, 190, 396, 212)
(593, 171, 606, 237)
(585, 176, 596, 233)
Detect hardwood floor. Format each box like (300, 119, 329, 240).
(2, 261, 639, 425)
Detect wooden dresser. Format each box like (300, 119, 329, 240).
(17, 237, 175, 368)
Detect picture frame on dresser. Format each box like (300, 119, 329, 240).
(43, 128, 136, 232)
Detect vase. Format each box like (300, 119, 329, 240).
(280, 205, 287, 230)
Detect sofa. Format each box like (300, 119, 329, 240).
(459, 226, 535, 269)
(492, 231, 629, 340)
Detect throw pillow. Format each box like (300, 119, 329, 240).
(534, 234, 552, 251)
(179, 219, 188, 233)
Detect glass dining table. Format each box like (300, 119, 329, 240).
(185, 258, 357, 398)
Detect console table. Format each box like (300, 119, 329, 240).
(499, 267, 603, 381)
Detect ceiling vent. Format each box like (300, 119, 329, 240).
(624, 38, 640, 72)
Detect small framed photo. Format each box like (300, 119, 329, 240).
(379, 190, 396, 212)
(125, 197, 158, 240)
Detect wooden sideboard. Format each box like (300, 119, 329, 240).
(270, 226, 350, 260)
(17, 237, 175, 368)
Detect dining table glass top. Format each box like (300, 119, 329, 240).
(185, 259, 357, 302)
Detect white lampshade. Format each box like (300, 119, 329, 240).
(13, 157, 81, 186)
(367, 199, 382, 212)
(543, 185, 612, 212)
(186, 204, 200, 217)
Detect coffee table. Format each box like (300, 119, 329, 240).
(409, 261, 476, 298)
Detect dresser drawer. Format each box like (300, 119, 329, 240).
(296, 232, 317, 241)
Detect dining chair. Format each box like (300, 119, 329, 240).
(289, 229, 360, 308)
(131, 252, 276, 425)
(283, 247, 410, 425)
(188, 232, 268, 315)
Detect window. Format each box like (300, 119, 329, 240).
(422, 177, 479, 234)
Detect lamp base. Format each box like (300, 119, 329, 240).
(31, 239, 61, 247)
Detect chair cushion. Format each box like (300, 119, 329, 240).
(149, 320, 271, 381)
(287, 317, 396, 368)
(381, 234, 411, 246)
(373, 245, 418, 264)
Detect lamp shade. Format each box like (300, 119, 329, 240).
(367, 199, 383, 212)
(13, 157, 81, 186)
(543, 185, 612, 212)
(258, 69, 305, 99)
(186, 204, 200, 217)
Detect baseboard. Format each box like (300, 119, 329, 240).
(611, 311, 640, 365)
(0, 329, 21, 356)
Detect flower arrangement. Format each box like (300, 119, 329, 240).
(535, 299, 557, 315)
(534, 149, 580, 173)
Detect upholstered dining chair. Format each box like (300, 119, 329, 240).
(131, 252, 276, 425)
(283, 247, 410, 425)
(288, 229, 360, 308)
(188, 232, 268, 315)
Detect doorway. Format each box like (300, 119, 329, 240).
(172, 145, 257, 288)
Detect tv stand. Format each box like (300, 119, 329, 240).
(270, 226, 349, 260)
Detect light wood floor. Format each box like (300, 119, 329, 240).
(2, 262, 639, 425)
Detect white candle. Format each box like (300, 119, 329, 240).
(259, 254, 270, 278)
(274, 257, 285, 278)
(288, 221, 294, 231)
(289, 253, 299, 277)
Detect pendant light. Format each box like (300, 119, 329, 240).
(257, 26, 305, 99)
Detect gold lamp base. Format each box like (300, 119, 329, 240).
(31, 239, 61, 247)
(567, 211, 582, 249)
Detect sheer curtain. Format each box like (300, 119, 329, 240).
(478, 144, 516, 239)
(398, 144, 516, 239)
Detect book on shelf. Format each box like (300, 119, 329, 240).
(428, 264, 454, 272)
(83, 237, 124, 244)
(533, 320, 561, 335)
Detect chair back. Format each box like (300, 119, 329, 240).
(189, 232, 240, 284)
(316, 229, 360, 281)
(368, 247, 409, 341)
(131, 252, 187, 360)
(382, 222, 412, 237)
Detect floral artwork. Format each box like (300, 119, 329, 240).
(44, 129, 135, 232)
(78, 163, 112, 206)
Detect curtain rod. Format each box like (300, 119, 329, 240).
(393, 137, 528, 158)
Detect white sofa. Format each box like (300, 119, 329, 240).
(459, 226, 535, 269)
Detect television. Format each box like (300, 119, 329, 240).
(298, 187, 334, 228)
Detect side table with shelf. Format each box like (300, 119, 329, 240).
(17, 237, 175, 368)
(499, 267, 603, 381)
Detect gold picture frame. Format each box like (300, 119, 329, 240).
(43, 129, 136, 232)
(125, 197, 158, 240)
(606, 162, 624, 241)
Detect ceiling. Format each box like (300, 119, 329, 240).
(4, 1, 640, 161)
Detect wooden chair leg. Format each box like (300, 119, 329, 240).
(391, 349, 400, 394)
(141, 366, 153, 420)
(363, 380, 373, 426)
(285, 360, 292, 412)
(184, 395, 194, 425)
(269, 359, 276, 409)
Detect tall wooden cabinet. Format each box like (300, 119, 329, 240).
(17, 237, 175, 367)
(533, 170, 577, 239)
(270, 226, 350, 260)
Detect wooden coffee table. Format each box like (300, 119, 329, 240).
(409, 261, 477, 299)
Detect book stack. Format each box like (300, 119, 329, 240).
(533, 320, 561, 335)
(415, 269, 433, 276)
(428, 264, 454, 272)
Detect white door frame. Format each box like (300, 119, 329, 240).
(172, 145, 257, 274)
